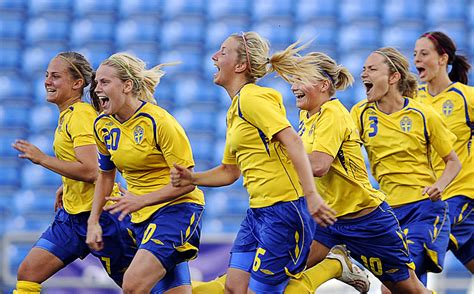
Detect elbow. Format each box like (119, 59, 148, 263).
(312, 165, 329, 177)
(83, 169, 98, 183)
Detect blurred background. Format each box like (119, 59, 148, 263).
(0, 0, 473, 293)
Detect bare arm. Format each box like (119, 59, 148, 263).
(274, 127, 336, 226)
(171, 163, 241, 187)
(12, 140, 98, 183)
(423, 150, 462, 201)
(308, 151, 334, 177)
(86, 170, 115, 251)
(104, 181, 197, 221)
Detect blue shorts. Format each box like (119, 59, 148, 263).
(446, 196, 474, 265)
(313, 202, 415, 283)
(131, 203, 204, 274)
(36, 209, 136, 286)
(229, 197, 315, 291)
(393, 199, 451, 278)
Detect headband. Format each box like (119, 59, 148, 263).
(374, 50, 400, 74)
(58, 55, 85, 81)
(241, 32, 253, 74)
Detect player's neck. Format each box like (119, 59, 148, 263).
(225, 78, 251, 99)
(427, 72, 452, 96)
(57, 95, 81, 112)
(376, 93, 405, 114)
(114, 98, 142, 123)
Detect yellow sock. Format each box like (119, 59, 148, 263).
(285, 258, 342, 293)
(192, 274, 226, 294)
(14, 281, 41, 294)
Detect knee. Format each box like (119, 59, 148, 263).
(122, 271, 151, 294)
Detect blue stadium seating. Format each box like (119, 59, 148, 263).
(0, 129, 26, 158)
(0, 102, 30, 129)
(252, 19, 295, 49)
(73, 0, 117, 18)
(162, 0, 205, 20)
(72, 44, 114, 69)
(0, 74, 32, 103)
(27, 0, 72, 17)
(382, 0, 424, 25)
(295, 0, 338, 22)
(206, 0, 250, 21)
(0, 161, 21, 187)
(338, 22, 380, 53)
(160, 18, 205, 49)
(118, 0, 162, 18)
(159, 48, 203, 74)
(252, 0, 293, 22)
(0, 0, 26, 12)
(70, 16, 116, 47)
(22, 45, 67, 76)
(21, 162, 61, 189)
(426, 0, 467, 26)
(115, 18, 160, 48)
(29, 104, 58, 133)
(382, 23, 424, 50)
(294, 21, 339, 47)
(0, 41, 21, 72)
(116, 43, 161, 67)
(0, 11, 24, 40)
(173, 107, 217, 134)
(339, 0, 381, 23)
(24, 17, 70, 46)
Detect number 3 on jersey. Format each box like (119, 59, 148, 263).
(104, 128, 121, 150)
(368, 116, 378, 137)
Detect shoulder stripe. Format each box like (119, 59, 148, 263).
(237, 94, 270, 156)
(359, 104, 376, 135)
(448, 87, 473, 131)
(93, 114, 109, 140)
(406, 107, 429, 145)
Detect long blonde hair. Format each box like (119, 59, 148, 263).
(305, 52, 354, 96)
(100, 52, 177, 103)
(374, 47, 418, 98)
(231, 32, 322, 84)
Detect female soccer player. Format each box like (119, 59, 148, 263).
(86, 52, 205, 293)
(414, 31, 474, 273)
(351, 47, 461, 291)
(12, 52, 136, 293)
(171, 31, 336, 293)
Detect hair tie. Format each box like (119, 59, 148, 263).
(266, 57, 270, 64)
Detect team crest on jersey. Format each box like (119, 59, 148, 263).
(133, 125, 144, 144)
(400, 116, 412, 132)
(442, 100, 454, 116)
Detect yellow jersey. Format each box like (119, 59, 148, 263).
(351, 98, 456, 206)
(416, 82, 474, 200)
(53, 101, 97, 214)
(222, 83, 303, 208)
(299, 99, 385, 217)
(94, 102, 204, 223)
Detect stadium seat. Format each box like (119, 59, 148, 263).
(118, 0, 162, 18)
(0, 161, 21, 187)
(162, 0, 205, 20)
(252, 20, 295, 50)
(259, 76, 294, 105)
(295, 0, 338, 23)
(28, 104, 58, 133)
(339, 0, 381, 23)
(0, 74, 32, 103)
(27, 0, 72, 17)
(14, 189, 55, 215)
(173, 107, 217, 134)
(70, 16, 115, 47)
(22, 45, 67, 77)
(294, 21, 339, 47)
(116, 43, 161, 68)
(426, 0, 467, 26)
(382, 23, 424, 50)
(0, 11, 24, 40)
(382, 0, 424, 25)
(0, 102, 30, 129)
(338, 22, 380, 53)
(24, 16, 70, 46)
(204, 19, 251, 51)
(115, 18, 160, 48)
(430, 24, 468, 51)
(160, 18, 205, 50)
(73, 0, 117, 18)
(206, 0, 250, 21)
(251, 0, 294, 22)
(72, 44, 114, 69)
(0, 0, 26, 12)
(187, 132, 215, 161)
(171, 76, 219, 107)
(0, 41, 21, 72)
(159, 48, 203, 75)
(21, 162, 61, 189)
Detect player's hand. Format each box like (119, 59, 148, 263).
(422, 184, 443, 201)
(306, 193, 337, 227)
(54, 185, 64, 212)
(86, 222, 104, 251)
(12, 139, 47, 164)
(104, 183, 144, 221)
(171, 163, 194, 187)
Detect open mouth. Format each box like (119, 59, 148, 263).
(293, 90, 305, 100)
(363, 81, 373, 95)
(416, 67, 426, 77)
(98, 96, 110, 109)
